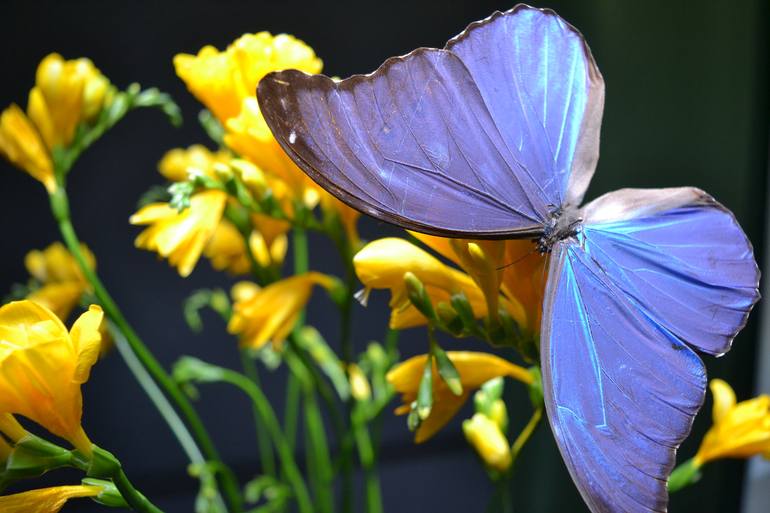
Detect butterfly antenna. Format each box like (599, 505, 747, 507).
(496, 244, 539, 271)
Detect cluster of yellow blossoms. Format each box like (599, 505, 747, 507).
(0, 54, 112, 192)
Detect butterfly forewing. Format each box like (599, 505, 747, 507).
(445, 5, 604, 209)
(258, 5, 603, 238)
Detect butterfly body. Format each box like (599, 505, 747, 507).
(258, 5, 760, 513)
(537, 205, 582, 253)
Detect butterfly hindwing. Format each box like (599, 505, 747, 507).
(258, 5, 603, 238)
(542, 189, 759, 513)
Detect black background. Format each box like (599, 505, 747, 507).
(0, 1, 767, 512)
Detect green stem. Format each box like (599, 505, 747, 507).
(283, 227, 309, 452)
(352, 408, 383, 513)
(216, 368, 313, 513)
(668, 457, 702, 492)
(283, 373, 301, 453)
(49, 188, 242, 513)
(303, 387, 334, 513)
(241, 351, 276, 477)
(112, 467, 164, 513)
(110, 323, 227, 511)
(338, 253, 357, 513)
(510, 406, 543, 469)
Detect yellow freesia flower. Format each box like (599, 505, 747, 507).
(158, 144, 230, 182)
(693, 379, 770, 466)
(24, 242, 95, 320)
(224, 96, 322, 207)
(174, 32, 322, 124)
(249, 214, 289, 268)
(0, 104, 56, 192)
(411, 233, 545, 332)
(0, 413, 28, 442)
(353, 238, 525, 330)
(463, 412, 512, 472)
(320, 193, 361, 248)
(388, 351, 532, 443)
(228, 272, 335, 349)
(203, 220, 253, 275)
(203, 217, 288, 274)
(28, 53, 112, 149)
(0, 485, 102, 513)
(501, 240, 547, 331)
(0, 300, 103, 454)
(130, 189, 228, 277)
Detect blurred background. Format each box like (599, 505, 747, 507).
(0, 1, 767, 512)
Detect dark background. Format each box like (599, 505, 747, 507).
(1, 1, 768, 512)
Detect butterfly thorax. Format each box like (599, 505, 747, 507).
(537, 207, 582, 254)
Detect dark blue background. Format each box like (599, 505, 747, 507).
(0, 1, 767, 512)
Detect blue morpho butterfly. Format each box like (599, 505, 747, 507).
(257, 4, 760, 513)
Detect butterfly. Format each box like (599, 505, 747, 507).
(257, 4, 760, 513)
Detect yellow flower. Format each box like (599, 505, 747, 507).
(203, 220, 253, 275)
(388, 351, 532, 443)
(320, 193, 361, 248)
(463, 412, 512, 472)
(174, 32, 322, 124)
(130, 190, 228, 277)
(348, 363, 372, 401)
(228, 272, 335, 349)
(694, 379, 770, 466)
(28, 53, 112, 149)
(353, 238, 525, 330)
(224, 97, 321, 207)
(0, 413, 28, 442)
(173, 31, 323, 206)
(0, 485, 102, 513)
(411, 233, 543, 332)
(501, 240, 547, 332)
(0, 104, 55, 192)
(249, 214, 290, 268)
(24, 242, 95, 320)
(158, 144, 230, 182)
(0, 300, 103, 454)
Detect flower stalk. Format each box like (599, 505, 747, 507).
(48, 184, 242, 513)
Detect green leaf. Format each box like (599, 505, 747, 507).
(294, 326, 350, 400)
(404, 272, 436, 321)
(199, 110, 225, 145)
(431, 342, 462, 396)
(136, 185, 172, 208)
(82, 478, 128, 508)
(450, 292, 481, 336)
(243, 475, 289, 505)
(183, 289, 231, 333)
(416, 355, 433, 420)
(134, 87, 183, 127)
(173, 356, 227, 385)
(527, 366, 544, 408)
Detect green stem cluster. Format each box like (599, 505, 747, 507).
(49, 186, 241, 512)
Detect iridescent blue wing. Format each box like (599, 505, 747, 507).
(542, 188, 759, 513)
(257, 5, 603, 238)
(445, 5, 604, 208)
